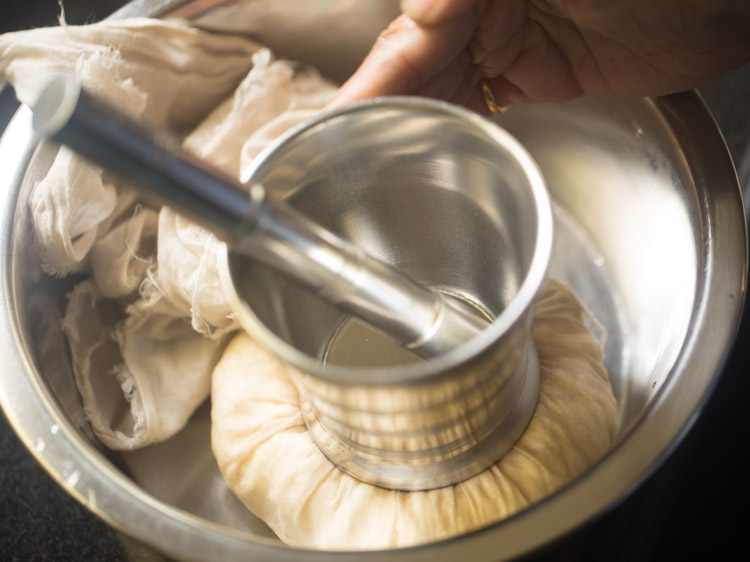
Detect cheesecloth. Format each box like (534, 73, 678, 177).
(211, 280, 619, 550)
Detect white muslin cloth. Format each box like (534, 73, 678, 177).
(211, 281, 620, 550)
(1, 16, 337, 449)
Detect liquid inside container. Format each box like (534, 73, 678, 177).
(323, 291, 493, 367)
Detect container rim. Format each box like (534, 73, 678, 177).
(222, 95, 554, 385)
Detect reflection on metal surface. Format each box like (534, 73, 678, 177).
(121, 402, 277, 537)
(0, 0, 746, 560)
(225, 98, 552, 491)
(495, 98, 701, 427)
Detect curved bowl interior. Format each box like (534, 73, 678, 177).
(0, 1, 746, 561)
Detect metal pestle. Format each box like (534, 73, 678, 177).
(31, 76, 488, 358)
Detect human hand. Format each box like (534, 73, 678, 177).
(329, 0, 750, 111)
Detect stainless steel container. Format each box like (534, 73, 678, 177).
(222, 97, 552, 490)
(0, 1, 746, 561)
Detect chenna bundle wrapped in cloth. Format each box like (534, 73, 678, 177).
(212, 280, 619, 549)
(0, 15, 618, 550)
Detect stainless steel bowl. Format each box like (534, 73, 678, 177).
(0, 1, 746, 561)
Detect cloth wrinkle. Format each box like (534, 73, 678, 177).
(123, 205, 152, 266)
(1, 16, 333, 449)
(211, 281, 620, 550)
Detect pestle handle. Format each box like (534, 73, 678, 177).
(32, 75, 488, 358)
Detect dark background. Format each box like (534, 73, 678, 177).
(2, 1, 749, 560)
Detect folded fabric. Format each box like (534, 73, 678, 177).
(0, 16, 264, 133)
(1, 16, 336, 449)
(28, 146, 119, 276)
(211, 280, 620, 550)
(185, 48, 337, 178)
(90, 205, 159, 299)
(1, 17, 264, 277)
(156, 49, 337, 338)
(62, 279, 228, 449)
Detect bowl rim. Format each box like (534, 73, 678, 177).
(1, 39, 746, 562)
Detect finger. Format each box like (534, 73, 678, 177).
(327, 10, 480, 109)
(401, 0, 485, 26)
(447, 62, 484, 105)
(482, 18, 584, 103)
(412, 50, 476, 100)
